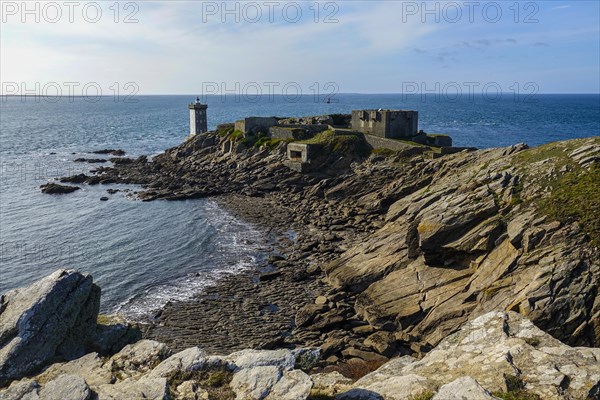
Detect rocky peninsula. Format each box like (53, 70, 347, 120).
(4, 118, 599, 399)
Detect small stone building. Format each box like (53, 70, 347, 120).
(351, 110, 418, 138)
(234, 117, 278, 134)
(285, 143, 315, 172)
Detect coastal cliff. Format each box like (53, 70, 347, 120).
(24, 127, 600, 398)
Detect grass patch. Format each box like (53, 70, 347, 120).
(324, 359, 386, 381)
(512, 142, 571, 167)
(297, 130, 371, 158)
(538, 164, 599, 245)
(492, 374, 541, 400)
(510, 177, 525, 206)
(97, 314, 122, 325)
(254, 136, 287, 150)
(508, 138, 600, 246)
(166, 367, 235, 400)
(407, 390, 434, 400)
(372, 148, 398, 157)
(216, 124, 235, 137)
(493, 391, 542, 400)
(524, 337, 541, 347)
(483, 285, 503, 299)
(229, 130, 245, 141)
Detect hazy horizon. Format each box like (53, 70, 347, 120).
(2, 1, 599, 96)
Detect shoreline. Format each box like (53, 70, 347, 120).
(139, 192, 376, 357)
(48, 130, 600, 368)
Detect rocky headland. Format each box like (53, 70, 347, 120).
(11, 121, 600, 399)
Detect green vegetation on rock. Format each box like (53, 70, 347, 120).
(297, 130, 371, 158)
(166, 367, 235, 400)
(371, 148, 399, 157)
(492, 375, 542, 400)
(407, 390, 434, 400)
(539, 164, 599, 245)
(216, 124, 235, 137)
(229, 130, 245, 141)
(254, 136, 288, 150)
(510, 138, 600, 245)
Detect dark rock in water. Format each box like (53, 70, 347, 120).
(100, 197, 109, 201)
(40, 183, 80, 194)
(106, 189, 120, 195)
(92, 149, 126, 156)
(60, 174, 88, 184)
(109, 157, 135, 165)
(0, 270, 100, 381)
(73, 158, 107, 163)
(268, 255, 285, 263)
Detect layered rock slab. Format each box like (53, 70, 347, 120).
(0, 270, 100, 381)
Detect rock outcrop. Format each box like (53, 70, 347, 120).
(53, 131, 599, 364)
(0, 270, 100, 382)
(2, 309, 599, 400)
(0, 270, 140, 383)
(342, 311, 600, 400)
(0, 339, 317, 400)
(324, 139, 600, 350)
(39, 127, 599, 397)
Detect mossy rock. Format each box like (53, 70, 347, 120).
(407, 390, 434, 400)
(296, 130, 371, 159)
(538, 164, 599, 245)
(166, 367, 235, 400)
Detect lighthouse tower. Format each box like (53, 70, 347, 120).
(188, 97, 208, 136)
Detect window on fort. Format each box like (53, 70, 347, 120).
(290, 150, 303, 160)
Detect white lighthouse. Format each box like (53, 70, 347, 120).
(188, 97, 208, 136)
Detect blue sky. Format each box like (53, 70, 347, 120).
(1, 0, 599, 94)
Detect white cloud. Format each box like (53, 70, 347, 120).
(1, 1, 441, 93)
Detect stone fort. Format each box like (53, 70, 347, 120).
(187, 100, 467, 172)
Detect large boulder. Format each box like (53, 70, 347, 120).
(0, 270, 101, 381)
(227, 349, 313, 400)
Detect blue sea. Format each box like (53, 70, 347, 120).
(1, 94, 599, 317)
